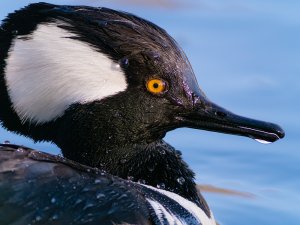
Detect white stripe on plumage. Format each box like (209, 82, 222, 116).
(144, 184, 216, 225)
(147, 198, 187, 225)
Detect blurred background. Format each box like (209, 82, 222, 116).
(0, 0, 299, 224)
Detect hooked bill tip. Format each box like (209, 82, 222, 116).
(247, 124, 285, 144)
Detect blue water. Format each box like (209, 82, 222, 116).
(1, 1, 299, 224)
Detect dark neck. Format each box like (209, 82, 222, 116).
(49, 102, 209, 211)
(101, 140, 200, 204)
(58, 133, 205, 208)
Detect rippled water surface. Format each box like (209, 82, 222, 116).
(0, 1, 299, 224)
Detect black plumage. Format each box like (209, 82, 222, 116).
(0, 144, 202, 225)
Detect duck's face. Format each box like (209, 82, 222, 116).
(1, 4, 284, 145)
(97, 46, 284, 144)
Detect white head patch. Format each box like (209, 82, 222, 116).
(5, 22, 127, 124)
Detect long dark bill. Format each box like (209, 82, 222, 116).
(179, 100, 285, 143)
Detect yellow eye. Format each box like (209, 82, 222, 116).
(146, 79, 167, 94)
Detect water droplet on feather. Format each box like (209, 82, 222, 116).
(157, 183, 165, 189)
(177, 177, 185, 185)
(51, 214, 59, 220)
(96, 193, 105, 199)
(119, 158, 127, 164)
(50, 197, 56, 204)
(17, 147, 25, 152)
(120, 58, 129, 68)
(94, 179, 101, 184)
(138, 179, 146, 184)
(127, 176, 134, 181)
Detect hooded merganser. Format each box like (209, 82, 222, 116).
(0, 3, 284, 225)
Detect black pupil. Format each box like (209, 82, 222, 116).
(153, 83, 159, 89)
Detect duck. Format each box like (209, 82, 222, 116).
(0, 3, 284, 225)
